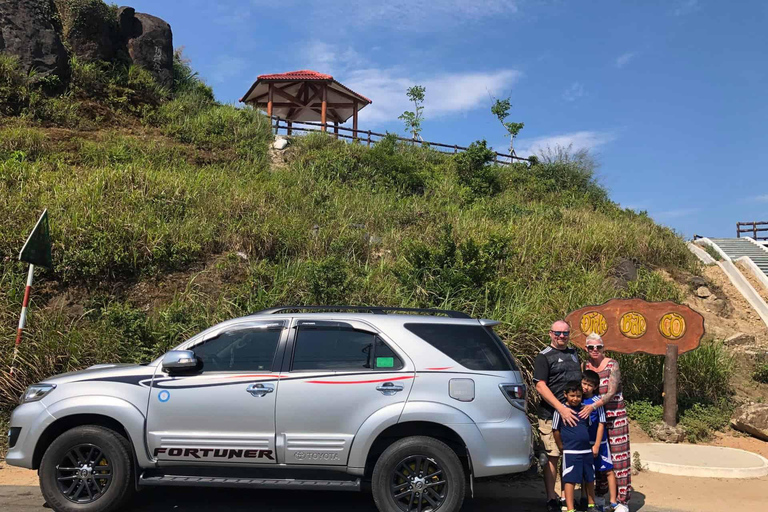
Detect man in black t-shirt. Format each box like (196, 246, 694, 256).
(533, 320, 583, 512)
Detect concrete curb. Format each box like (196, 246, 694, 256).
(717, 259, 768, 328)
(734, 255, 768, 294)
(687, 242, 716, 265)
(634, 443, 768, 479)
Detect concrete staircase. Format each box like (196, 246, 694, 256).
(708, 238, 768, 276)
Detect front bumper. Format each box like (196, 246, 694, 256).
(5, 401, 56, 469)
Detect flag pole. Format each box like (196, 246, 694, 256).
(11, 264, 35, 375)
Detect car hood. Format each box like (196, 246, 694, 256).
(41, 363, 156, 386)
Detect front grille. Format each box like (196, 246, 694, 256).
(8, 427, 21, 448)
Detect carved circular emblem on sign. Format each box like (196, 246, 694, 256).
(580, 311, 608, 336)
(659, 312, 686, 340)
(619, 312, 647, 338)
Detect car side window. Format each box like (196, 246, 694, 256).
(193, 328, 281, 372)
(292, 324, 403, 371)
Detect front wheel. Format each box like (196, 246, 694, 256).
(372, 436, 465, 512)
(39, 425, 136, 512)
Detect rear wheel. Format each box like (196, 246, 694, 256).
(39, 425, 135, 512)
(372, 436, 465, 512)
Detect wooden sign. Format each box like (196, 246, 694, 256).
(565, 298, 705, 355)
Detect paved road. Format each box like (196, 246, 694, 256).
(0, 479, 670, 512)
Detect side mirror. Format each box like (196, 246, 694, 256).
(162, 350, 200, 374)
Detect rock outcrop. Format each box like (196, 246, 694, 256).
(0, 1, 172, 88)
(0, 0, 69, 80)
(730, 403, 768, 441)
(118, 7, 173, 88)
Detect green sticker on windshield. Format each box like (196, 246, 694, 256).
(376, 357, 395, 368)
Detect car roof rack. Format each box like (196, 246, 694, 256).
(254, 305, 472, 319)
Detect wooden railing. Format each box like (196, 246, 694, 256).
(270, 117, 532, 165)
(737, 221, 768, 240)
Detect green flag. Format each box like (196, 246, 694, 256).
(19, 209, 52, 269)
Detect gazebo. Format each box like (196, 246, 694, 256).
(239, 70, 372, 137)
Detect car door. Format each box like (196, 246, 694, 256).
(275, 319, 414, 466)
(146, 320, 287, 465)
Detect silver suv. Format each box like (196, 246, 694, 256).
(7, 306, 532, 512)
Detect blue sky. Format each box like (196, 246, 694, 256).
(130, 0, 768, 239)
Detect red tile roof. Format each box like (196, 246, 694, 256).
(257, 70, 333, 80)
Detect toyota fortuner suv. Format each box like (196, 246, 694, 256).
(7, 306, 532, 512)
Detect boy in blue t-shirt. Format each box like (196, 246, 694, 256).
(582, 370, 618, 511)
(553, 380, 599, 512)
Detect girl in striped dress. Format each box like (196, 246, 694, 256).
(580, 333, 631, 512)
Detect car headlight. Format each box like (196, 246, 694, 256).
(19, 384, 56, 404)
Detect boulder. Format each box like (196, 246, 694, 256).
(730, 403, 768, 441)
(725, 332, 756, 346)
(0, 0, 69, 80)
(689, 276, 708, 288)
(272, 136, 289, 150)
(614, 258, 638, 283)
(650, 423, 685, 443)
(118, 7, 173, 88)
(56, 0, 119, 62)
(696, 286, 712, 298)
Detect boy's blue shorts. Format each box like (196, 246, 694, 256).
(594, 440, 614, 472)
(562, 450, 595, 484)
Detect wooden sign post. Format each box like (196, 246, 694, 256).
(566, 298, 705, 427)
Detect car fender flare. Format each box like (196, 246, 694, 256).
(347, 401, 478, 472)
(44, 395, 152, 467)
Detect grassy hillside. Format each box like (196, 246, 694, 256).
(2, 49, 732, 446)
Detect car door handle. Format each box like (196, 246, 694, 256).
(246, 383, 274, 397)
(376, 382, 404, 396)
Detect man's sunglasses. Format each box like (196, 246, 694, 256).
(550, 330, 570, 337)
(587, 345, 604, 351)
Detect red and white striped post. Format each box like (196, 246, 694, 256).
(11, 264, 35, 374)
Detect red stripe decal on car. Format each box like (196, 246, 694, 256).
(306, 376, 415, 384)
(424, 367, 452, 371)
(225, 374, 285, 379)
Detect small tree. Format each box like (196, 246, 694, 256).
(491, 96, 524, 155)
(399, 85, 426, 141)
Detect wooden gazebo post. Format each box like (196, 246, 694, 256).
(321, 83, 328, 132)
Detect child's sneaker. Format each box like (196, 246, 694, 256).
(613, 504, 629, 512)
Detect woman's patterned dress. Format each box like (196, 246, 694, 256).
(589, 358, 632, 504)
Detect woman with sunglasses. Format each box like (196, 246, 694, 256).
(579, 332, 631, 512)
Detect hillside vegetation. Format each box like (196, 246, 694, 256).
(1, 47, 731, 446)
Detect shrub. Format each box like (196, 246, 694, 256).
(753, 354, 768, 384)
(617, 339, 734, 405)
(172, 48, 214, 100)
(453, 139, 501, 196)
(680, 401, 733, 443)
(0, 53, 30, 115)
(626, 400, 663, 433)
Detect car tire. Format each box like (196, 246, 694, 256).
(39, 425, 136, 512)
(372, 435, 465, 512)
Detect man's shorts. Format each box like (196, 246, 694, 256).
(538, 418, 560, 457)
(594, 440, 614, 472)
(562, 450, 595, 485)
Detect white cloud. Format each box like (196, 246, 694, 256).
(343, 68, 522, 125)
(673, 0, 700, 16)
(304, 41, 364, 76)
(615, 52, 637, 69)
(211, 56, 248, 83)
(653, 208, 700, 219)
(515, 131, 617, 157)
(251, 0, 520, 31)
(562, 82, 584, 102)
(752, 194, 768, 202)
